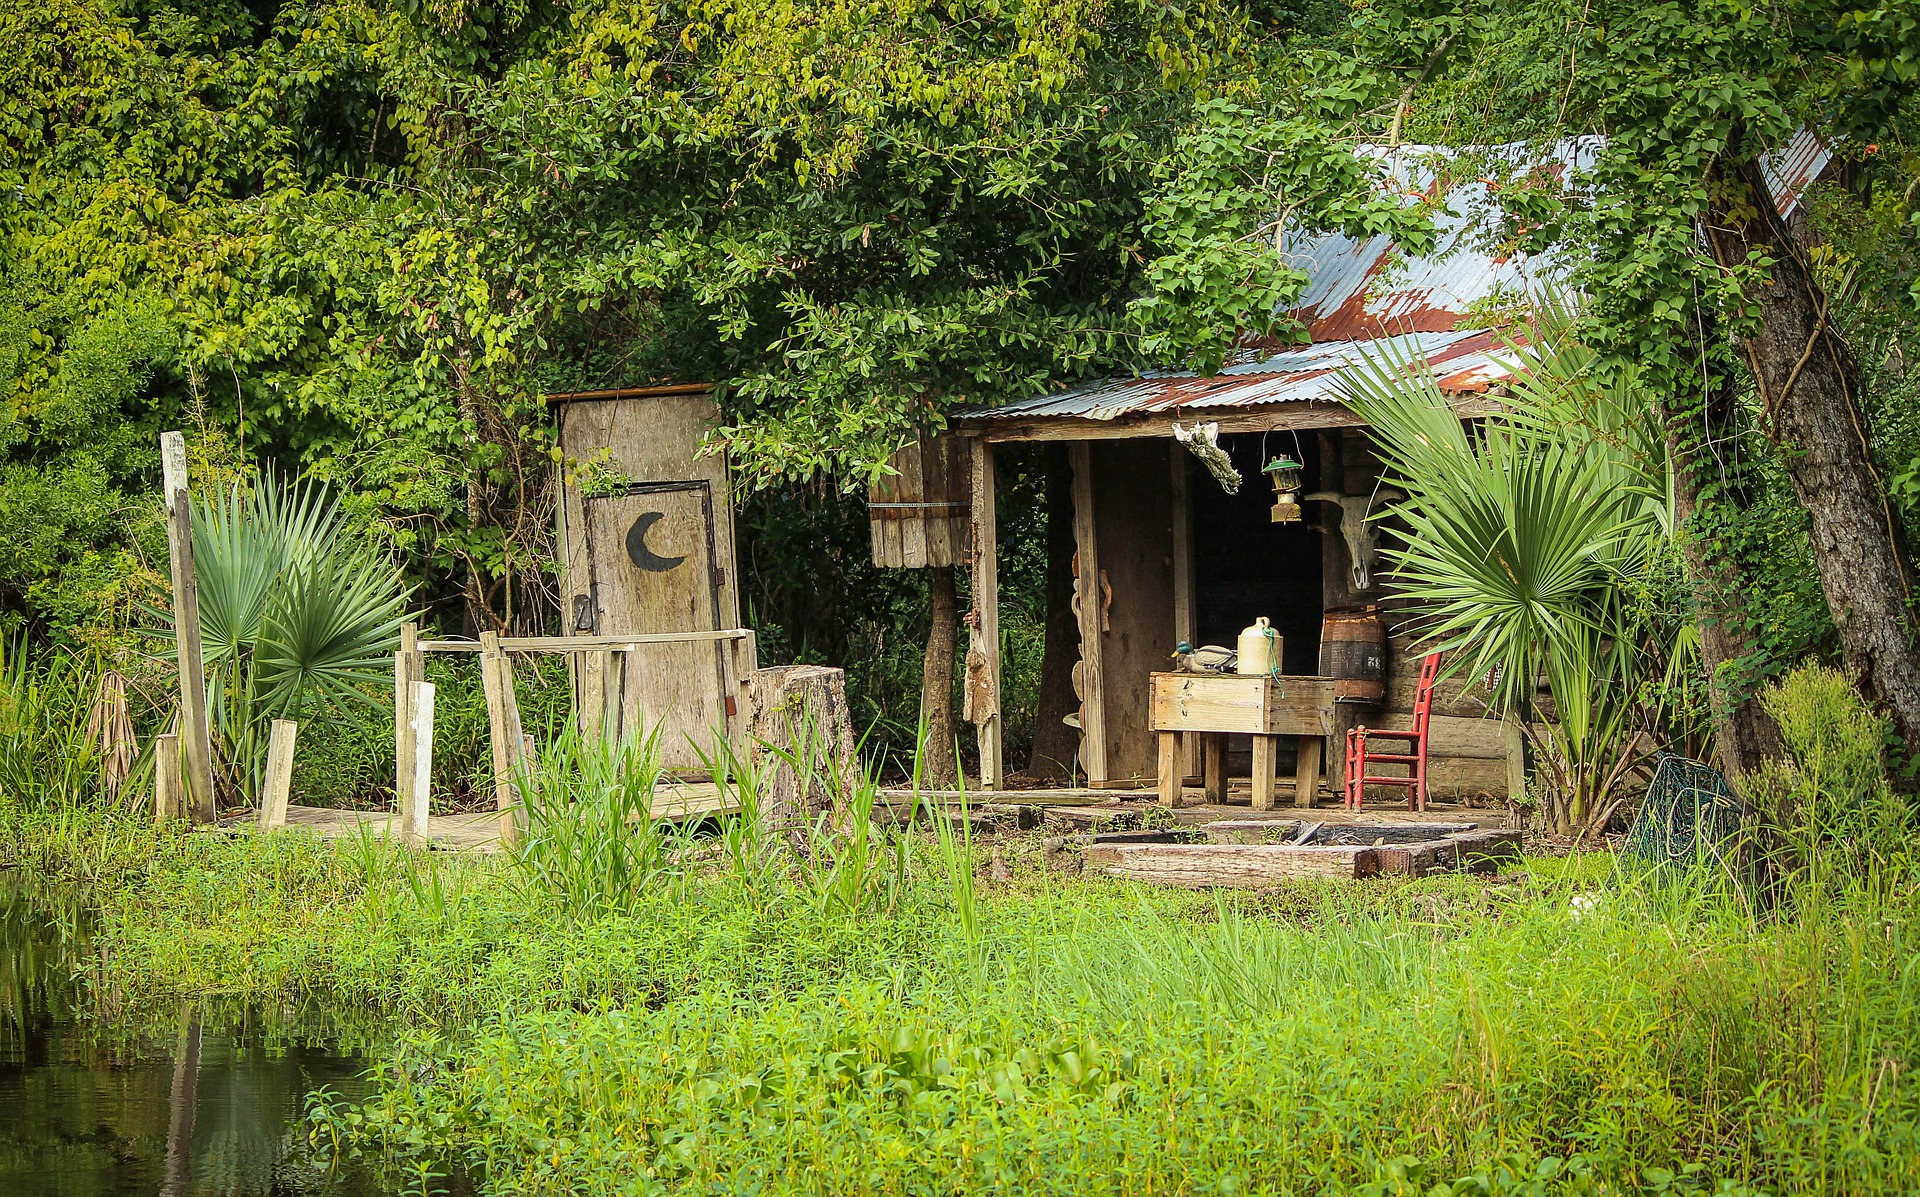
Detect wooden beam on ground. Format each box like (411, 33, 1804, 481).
(967, 437, 1003, 790)
(160, 432, 215, 823)
(1104, 843, 1383, 885)
(258, 719, 297, 830)
(153, 733, 181, 824)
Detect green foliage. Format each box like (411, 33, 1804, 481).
(3, 794, 1918, 1193)
(1747, 664, 1918, 897)
(1134, 98, 1440, 372)
(511, 722, 685, 918)
(0, 639, 100, 808)
(1341, 301, 1671, 832)
(186, 475, 412, 795)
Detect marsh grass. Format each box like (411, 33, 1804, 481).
(4, 692, 1918, 1196)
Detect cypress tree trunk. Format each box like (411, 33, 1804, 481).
(921, 566, 960, 787)
(1666, 304, 1783, 778)
(1704, 154, 1920, 749)
(1028, 446, 1082, 780)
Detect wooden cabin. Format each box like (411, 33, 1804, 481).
(935, 349, 1525, 804)
(916, 129, 1832, 803)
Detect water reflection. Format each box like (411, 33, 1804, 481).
(1, 879, 386, 1196)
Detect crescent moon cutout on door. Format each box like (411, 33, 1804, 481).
(625, 511, 687, 572)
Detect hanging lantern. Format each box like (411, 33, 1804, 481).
(1263, 455, 1303, 524)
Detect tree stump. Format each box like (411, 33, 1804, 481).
(743, 664, 858, 835)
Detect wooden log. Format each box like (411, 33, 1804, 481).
(1456, 828, 1524, 871)
(1373, 828, 1521, 876)
(743, 665, 857, 832)
(153, 733, 181, 824)
(876, 787, 1120, 805)
(1106, 843, 1383, 886)
(405, 681, 435, 844)
(160, 432, 215, 823)
(258, 719, 297, 830)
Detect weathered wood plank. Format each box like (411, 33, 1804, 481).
(1150, 673, 1338, 736)
(160, 432, 215, 823)
(1106, 843, 1383, 886)
(479, 633, 522, 846)
(419, 630, 751, 653)
(258, 719, 298, 831)
(153, 733, 181, 824)
(967, 437, 1003, 789)
(1069, 442, 1107, 782)
(1250, 734, 1278, 812)
(405, 682, 435, 844)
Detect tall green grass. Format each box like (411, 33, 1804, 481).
(5, 672, 1918, 1195)
(0, 638, 103, 807)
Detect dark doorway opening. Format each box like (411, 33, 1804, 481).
(1189, 431, 1326, 672)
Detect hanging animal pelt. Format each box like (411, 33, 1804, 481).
(1172, 421, 1241, 495)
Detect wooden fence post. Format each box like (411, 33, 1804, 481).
(160, 432, 215, 823)
(258, 719, 297, 830)
(599, 647, 626, 747)
(394, 622, 421, 823)
(405, 681, 435, 844)
(154, 733, 181, 824)
(480, 632, 526, 845)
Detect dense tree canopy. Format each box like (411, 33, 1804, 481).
(2, 0, 1447, 638)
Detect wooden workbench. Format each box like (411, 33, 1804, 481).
(1151, 672, 1335, 810)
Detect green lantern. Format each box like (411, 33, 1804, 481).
(1262, 456, 1303, 524)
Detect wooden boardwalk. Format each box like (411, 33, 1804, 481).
(277, 780, 740, 852)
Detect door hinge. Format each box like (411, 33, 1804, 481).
(712, 567, 727, 589)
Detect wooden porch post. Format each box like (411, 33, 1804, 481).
(967, 437, 1003, 790)
(1069, 442, 1108, 783)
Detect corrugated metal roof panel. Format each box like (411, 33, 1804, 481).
(963, 130, 1830, 426)
(956, 329, 1520, 421)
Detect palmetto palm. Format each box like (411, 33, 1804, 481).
(1339, 297, 1670, 835)
(187, 476, 412, 799)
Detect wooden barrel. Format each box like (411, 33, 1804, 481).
(1318, 605, 1387, 704)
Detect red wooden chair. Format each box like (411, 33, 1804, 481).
(1344, 653, 1442, 812)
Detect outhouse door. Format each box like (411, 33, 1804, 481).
(578, 480, 729, 768)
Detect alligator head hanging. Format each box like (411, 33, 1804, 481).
(1304, 489, 1404, 592)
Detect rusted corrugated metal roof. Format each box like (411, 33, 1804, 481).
(961, 130, 1830, 426)
(963, 329, 1521, 421)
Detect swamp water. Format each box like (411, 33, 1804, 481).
(0, 879, 398, 1196)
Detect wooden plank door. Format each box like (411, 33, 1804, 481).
(582, 481, 727, 771)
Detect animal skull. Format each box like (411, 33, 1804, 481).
(1305, 489, 1403, 592)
